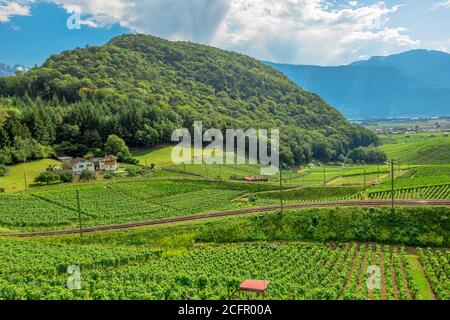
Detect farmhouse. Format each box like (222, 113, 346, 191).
(93, 155, 118, 172)
(70, 158, 95, 175)
(68, 155, 119, 175)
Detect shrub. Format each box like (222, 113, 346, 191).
(57, 171, 74, 183)
(80, 170, 96, 181)
(35, 171, 60, 185)
(0, 164, 8, 177)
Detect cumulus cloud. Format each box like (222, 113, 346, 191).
(211, 0, 419, 64)
(0, 0, 30, 23)
(431, 1, 450, 10)
(51, 0, 231, 44)
(1, 0, 420, 65)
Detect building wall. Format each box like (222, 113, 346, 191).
(72, 162, 95, 174)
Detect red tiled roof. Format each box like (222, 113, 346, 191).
(239, 280, 270, 292)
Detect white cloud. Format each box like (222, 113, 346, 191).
(51, 0, 231, 43)
(0, 1, 30, 23)
(211, 0, 419, 65)
(431, 1, 450, 10)
(1, 0, 421, 65)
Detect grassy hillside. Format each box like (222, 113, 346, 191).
(379, 133, 450, 164)
(0, 159, 60, 192)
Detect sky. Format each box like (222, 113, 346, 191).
(1, 0, 450, 67)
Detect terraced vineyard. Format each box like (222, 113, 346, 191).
(375, 165, 450, 191)
(0, 240, 441, 300)
(369, 184, 450, 200)
(379, 133, 450, 165)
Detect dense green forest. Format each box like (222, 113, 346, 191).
(0, 34, 377, 166)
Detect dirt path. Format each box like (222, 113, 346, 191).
(1, 200, 449, 238)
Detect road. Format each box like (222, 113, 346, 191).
(1, 200, 449, 238)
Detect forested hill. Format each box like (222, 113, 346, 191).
(0, 34, 376, 166)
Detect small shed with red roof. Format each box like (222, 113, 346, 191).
(239, 279, 270, 299)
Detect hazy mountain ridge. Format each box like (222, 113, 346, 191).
(0, 63, 29, 77)
(267, 50, 450, 118)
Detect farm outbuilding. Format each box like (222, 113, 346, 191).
(239, 280, 270, 299)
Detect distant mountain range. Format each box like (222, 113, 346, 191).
(267, 50, 450, 118)
(0, 63, 29, 77)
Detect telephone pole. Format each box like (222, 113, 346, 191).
(323, 167, 326, 186)
(364, 169, 367, 188)
(76, 190, 83, 239)
(279, 169, 284, 214)
(391, 160, 395, 212)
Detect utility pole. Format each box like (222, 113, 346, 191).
(279, 169, 284, 214)
(23, 173, 28, 190)
(76, 190, 83, 239)
(364, 169, 367, 188)
(323, 167, 326, 186)
(377, 165, 380, 181)
(391, 160, 395, 213)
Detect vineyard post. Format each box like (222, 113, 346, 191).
(76, 189, 83, 239)
(279, 169, 284, 214)
(391, 160, 395, 212)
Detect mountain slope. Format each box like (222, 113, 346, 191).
(267, 50, 450, 118)
(0, 34, 376, 165)
(0, 63, 15, 77)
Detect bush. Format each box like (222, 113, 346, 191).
(126, 167, 144, 177)
(0, 164, 8, 177)
(104, 172, 117, 180)
(35, 171, 60, 185)
(57, 171, 74, 183)
(79, 170, 96, 181)
(348, 147, 387, 164)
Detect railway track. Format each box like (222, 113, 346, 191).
(1, 200, 450, 238)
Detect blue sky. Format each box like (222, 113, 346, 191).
(1, 0, 450, 67)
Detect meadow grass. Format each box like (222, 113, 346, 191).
(0, 159, 61, 193)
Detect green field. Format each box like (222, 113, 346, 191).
(0, 179, 281, 232)
(379, 133, 450, 164)
(0, 206, 448, 300)
(0, 159, 61, 193)
(0, 143, 449, 301)
(132, 145, 175, 168)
